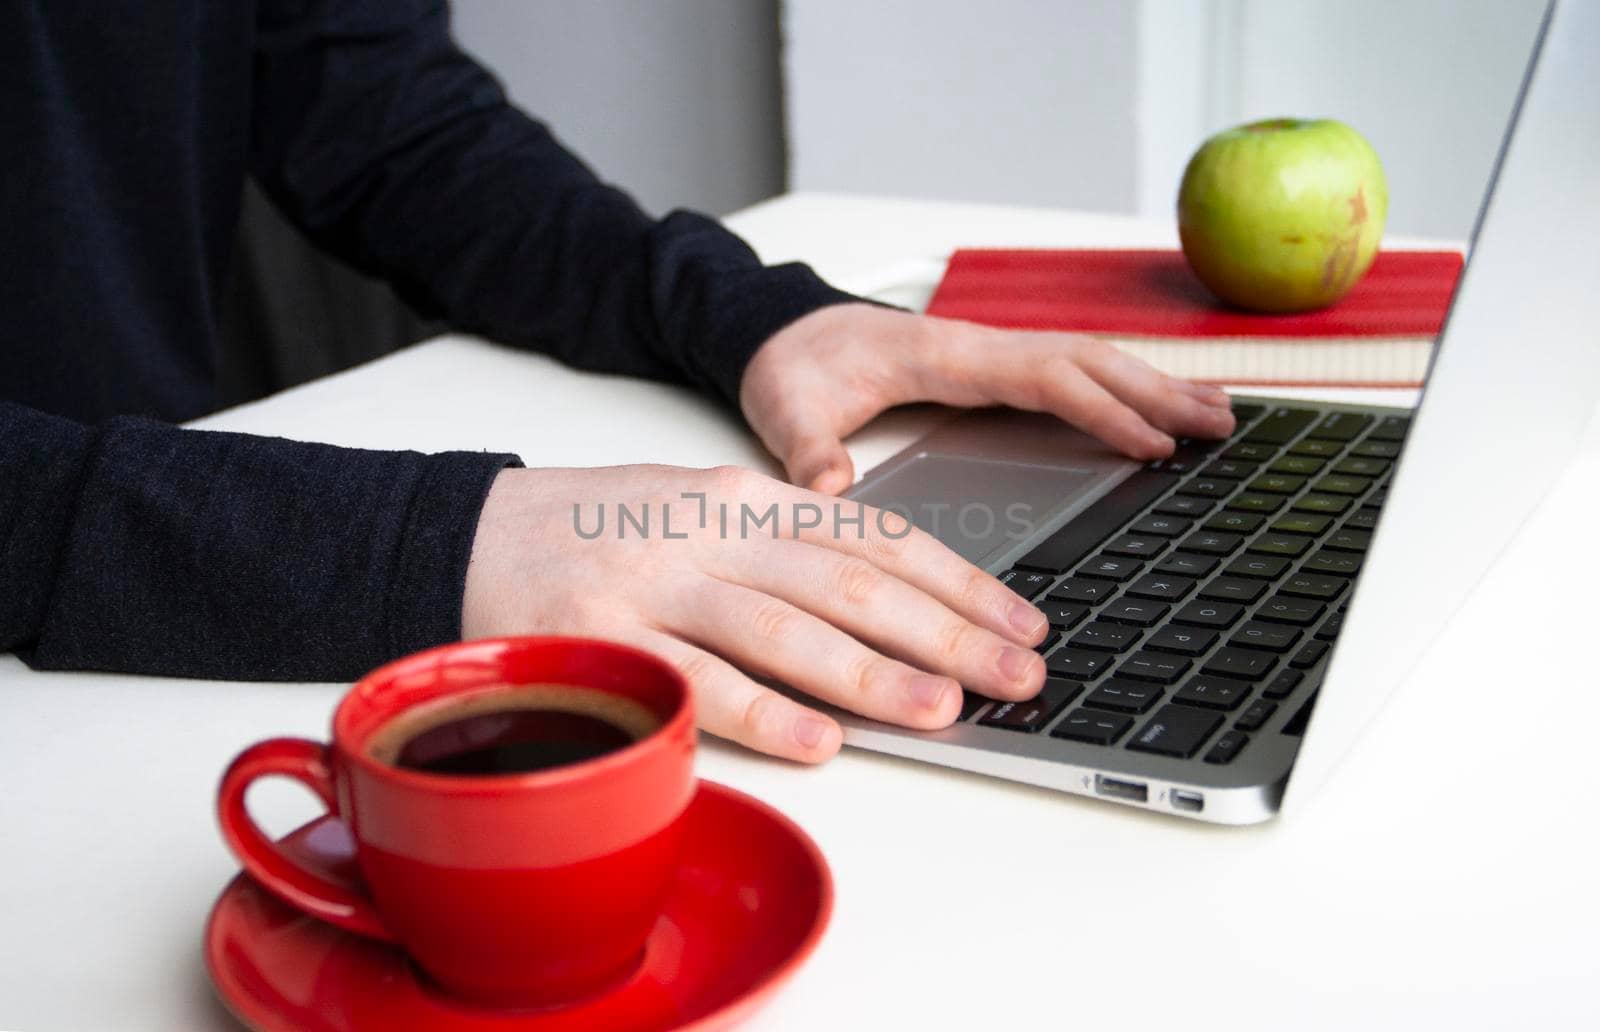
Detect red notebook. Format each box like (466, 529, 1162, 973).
(923, 248, 1465, 387)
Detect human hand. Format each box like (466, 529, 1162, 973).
(740, 303, 1236, 494)
(461, 464, 1052, 762)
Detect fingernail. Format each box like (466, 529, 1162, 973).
(1150, 433, 1176, 457)
(908, 675, 950, 709)
(1009, 601, 1047, 640)
(998, 646, 1035, 683)
(794, 717, 828, 749)
(1203, 386, 1232, 406)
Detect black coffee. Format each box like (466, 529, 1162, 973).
(370, 684, 659, 777)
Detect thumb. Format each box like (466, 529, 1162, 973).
(763, 409, 855, 495)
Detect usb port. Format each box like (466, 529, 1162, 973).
(1170, 789, 1205, 813)
(1094, 775, 1148, 803)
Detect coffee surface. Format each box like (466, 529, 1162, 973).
(367, 684, 661, 776)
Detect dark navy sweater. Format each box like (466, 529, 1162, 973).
(0, 1, 853, 680)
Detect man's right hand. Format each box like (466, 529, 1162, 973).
(462, 464, 1051, 763)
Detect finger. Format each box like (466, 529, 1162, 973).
(713, 537, 1044, 701)
(995, 348, 1177, 459)
(757, 404, 857, 495)
(663, 578, 969, 730)
(630, 629, 842, 763)
(1072, 343, 1236, 439)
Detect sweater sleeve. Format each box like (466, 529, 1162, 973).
(248, 0, 860, 409)
(0, 402, 519, 681)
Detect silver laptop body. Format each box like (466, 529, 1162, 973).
(836, 0, 1600, 824)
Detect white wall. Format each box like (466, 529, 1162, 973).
(785, 0, 1547, 238)
(450, 0, 783, 216)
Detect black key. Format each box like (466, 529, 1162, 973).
(1034, 629, 1063, 654)
(958, 691, 990, 722)
(1100, 598, 1171, 627)
(1315, 611, 1345, 640)
(1333, 457, 1391, 477)
(1365, 489, 1389, 509)
(1173, 676, 1252, 711)
(1204, 730, 1250, 764)
(1229, 621, 1302, 652)
(1005, 569, 1057, 600)
(1169, 436, 1229, 465)
(1179, 531, 1243, 556)
(1367, 415, 1411, 442)
(979, 678, 1081, 732)
(1069, 621, 1143, 653)
(1224, 555, 1290, 580)
(1307, 412, 1372, 442)
(1231, 402, 1267, 423)
(1262, 669, 1303, 700)
(1293, 493, 1352, 515)
(1268, 455, 1326, 476)
(1248, 534, 1310, 558)
(1129, 514, 1192, 538)
(1350, 439, 1402, 459)
(1288, 437, 1343, 457)
(1116, 651, 1193, 685)
(1200, 460, 1257, 480)
(1051, 708, 1133, 746)
(1242, 406, 1318, 445)
(1173, 601, 1243, 628)
(1301, 550, 1363, 577)
(1325, 528, 1372, 553)
(1104, 534, 1168, 560)
(1234, 699, 1278, 732)
(1045, 648, 1113, 680)
(1083, 678, 1165, 714)
(1312, 474, 1372, 497)
(1257, 595, 1324, 626)
(1226, 493, 1285, 514)
(1153, 494, 1216, 517)
(1271, 513, 1333, 536)
(1204, 511, 1264, 534)
(1247, 473, 1306, 495)
(1145, 625, 1218, 656)
(1290, 641, 1330, 669)
(1281, 693, 1319, 736)
(1015, 470, 1180, 572)
(1280, 573, 1347, 601)
(1343, 509, 1381, 531)
(1198, 577, 1267, 604)
(1077, 554, 1143, 582)
(1037, 599, 1089, 630)
(1177, 478, 1233, 499)
(1202, 647, 1277, 681)
(1154, 552, 1218, 578)
(1127, 705, 1223, 758)
(1047, 577, 1117, 604)
(1124, 574, 1195, 602)
(1223, 442, 1278, 462)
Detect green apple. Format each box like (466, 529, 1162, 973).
(1177, 118, 1388, 313)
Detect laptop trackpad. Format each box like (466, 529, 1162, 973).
(849, 454, 1100, 565)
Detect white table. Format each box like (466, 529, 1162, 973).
(3, 193, 1597, 1031)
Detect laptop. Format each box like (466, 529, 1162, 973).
(835, 0, 1599, 824)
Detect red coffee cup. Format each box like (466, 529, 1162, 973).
(216, 636, 695, 1009)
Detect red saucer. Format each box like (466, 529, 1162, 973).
(205, 780, 832, 1032)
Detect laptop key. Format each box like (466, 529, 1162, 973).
(1288, 438, 1343, 457)
(1005, 569, 1057, 600)
(1116, 651, 1193, 684)
(1281, 573, 1348, 600)
(1145, 625, 1219, 656)
(1083, 678, 1165, 714)
(1037, 600, 1089, 630)
(1069, 621, 1143, 653)
(1202, 647, 1278, 681)
(1224, 555, 1291, 580)
(1307, 412, 1373, 442)
(1231, 402, 1267, 423)
(1247, 534, 1311, 558)
(1262, 669, 1303, 699)
(1173, 601, 1243, 628)
(1153, 552, 1218, 578)
(1129, 514, 1192, 537)
(978, 677, 1082, 732)
(1223, 442, 1278, 462)
(1127, 705, 1223, 758)
(1047, 577, 1116, 604)
(1333, 457, 1391, 477)
(1229, 621, 1302, 652)
(1198, 577, 1267, 603)
(1077, 555, 1143, 582)
(1104, 534, 1168, 559)
(1200, 460, 1257, 480)
(1257, 595, 1324, 625)
(1242, 406, 1319, 445)
(1367, 415, 1411, 442)
(1204, 730, 1251, 764)
(1325, 528, 1372, 552)
(1125, 573, 1196, 602)
(1350, 439, 1402, 459)
(1050, 708, 1133, 745)
(1312, 474, 1373, 497)
(1234, 699, 1278, 731)
(1100, 598, 1171, 627)
(958, 691, 991, 722)
(1290, 641, 1330, 669)
(1204, 511, 1264, 534)
(1172, 676, 1252, 710)
(1293, 493, 1352, 515)
(1177, 478, 1233, 499)
(1179, 531, 1243, 556)
(1344, 509, 1381, 531)
(1014, 470, 1180, 573)
(1153, 494, 1216, 516)
(1034, 630, 1063, 654)
(1314, 611, 1345, 640)
(1272, 513, 1334, 536)
(1226, 492, 1285, 513)
(1301, 550, 1363, 577)
(1045, 648, 1113, 680)
(1269, 455, 1327, 476)
(1247, 473, 1307, 495)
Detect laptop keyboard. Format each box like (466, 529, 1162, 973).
(975, 401, 1406, 767)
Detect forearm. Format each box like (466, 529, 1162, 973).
(1, 402, 518, 681)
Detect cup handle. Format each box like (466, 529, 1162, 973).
(216, 737, 395, 941)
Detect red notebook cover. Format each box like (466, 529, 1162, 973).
(925, 248, 1463, 338)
